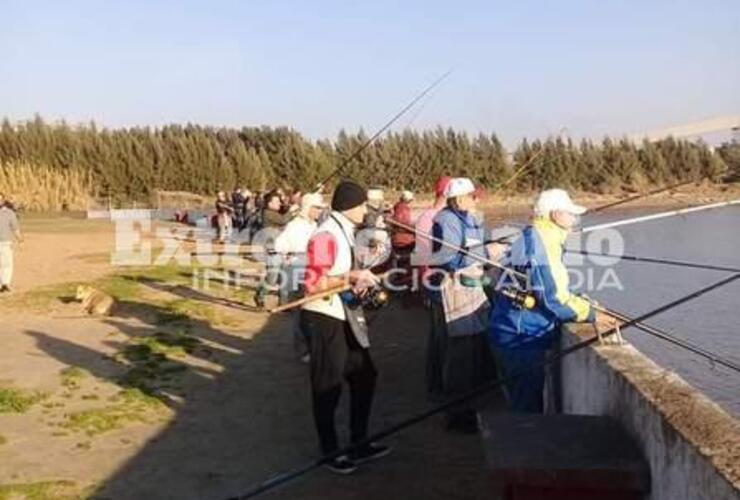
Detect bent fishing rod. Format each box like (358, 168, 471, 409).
(315, 69, 453, 191)
(228, 272, 740, 500)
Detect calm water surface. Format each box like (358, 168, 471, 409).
(566, 206, 740, 417)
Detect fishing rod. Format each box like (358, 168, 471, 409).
(592, 304, 740, 373)
(564, 248, 740, 274)
(483, 198, 740, 246)
(315, 69, 453, 191)
(580, 199, 740, 233)
(228, 272, 740, 500)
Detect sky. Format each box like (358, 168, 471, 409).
(1, 0, 739, 147)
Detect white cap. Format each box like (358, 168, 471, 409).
(534, 189, 587, 216)
(301, 192, 327, 211)
(401, 190, 414, 201)
(444, 177, 476, 198)
(367, 188, 384, 201)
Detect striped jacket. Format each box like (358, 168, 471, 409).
(489, 217, 595, 349)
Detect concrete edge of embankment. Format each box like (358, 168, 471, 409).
(561, 325, 740, 500)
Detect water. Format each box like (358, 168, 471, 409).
(566, 206, 740, 417)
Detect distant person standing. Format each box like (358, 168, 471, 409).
(215, 191, 234, 243)
(390, 190, 416, 289)
(414, 176, 452, 291)
(0, 193, 22, 293)
(255, 191, 298, 308)
(231, 188, 246, 231)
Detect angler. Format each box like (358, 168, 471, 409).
(489, 188, 617, 413)
(299, 180, 391, 475)
(426, 177, 500, 432)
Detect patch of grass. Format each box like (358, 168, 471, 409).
(0, 480, 81, 500)
(0, 434, 6, 446)
(138, 263, 196, 284)
(59, 367, 89, 391)
(63, 388, 167, 437)
(95, 275, 140, 301)
(136, 331, 200, 358)
(115, 332, 197, 392)
(114, 387, 165, 407)
(0, 387, 45, 413)
(4, 282, 78, 311)
(156, 298, 239, 327)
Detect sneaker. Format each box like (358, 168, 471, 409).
(324, 455, 357, 475)
(348, 443, 392, 465)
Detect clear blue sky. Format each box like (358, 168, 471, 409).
(2, 0, 738, 146)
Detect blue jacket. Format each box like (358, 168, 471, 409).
(426, 207, 489, 301)
(489, 217, 595, 349)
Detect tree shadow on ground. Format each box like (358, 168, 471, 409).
(27, 291, 504, 500)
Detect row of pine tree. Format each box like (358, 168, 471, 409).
(0, 116, 734, 202)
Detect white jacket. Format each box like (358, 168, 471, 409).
(273, 216, 317, 257)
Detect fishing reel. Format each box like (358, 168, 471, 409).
(341, 285, 391, 310)
(362, 285, 390, 310)
(500, 288, 536, 310)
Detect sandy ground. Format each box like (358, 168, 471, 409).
(0, 218, 501, 500)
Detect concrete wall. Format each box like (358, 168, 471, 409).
(561, 326, 740, 500)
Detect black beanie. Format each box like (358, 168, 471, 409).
(331, 180, 367, 211)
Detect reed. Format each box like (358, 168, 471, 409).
(0, 161, 93, 211)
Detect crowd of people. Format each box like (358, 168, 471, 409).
(203, 178, 617, 475)
(212, 187, 305, 243)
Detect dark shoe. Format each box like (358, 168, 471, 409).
(0, 285, 9, 293)
(324, 455, 357, 475)
(348, 443, 392, 465)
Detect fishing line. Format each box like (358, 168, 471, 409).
(564, 248, 740, 274)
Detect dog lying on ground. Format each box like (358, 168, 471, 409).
(75, 285, 115, 316)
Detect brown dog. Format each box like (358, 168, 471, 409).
(75, 285, 115, 316)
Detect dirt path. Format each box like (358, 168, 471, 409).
(8, 218, 116, 293)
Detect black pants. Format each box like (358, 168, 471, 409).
(300, 310, 378, 455)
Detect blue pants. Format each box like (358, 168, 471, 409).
(495, 347, 548, 413)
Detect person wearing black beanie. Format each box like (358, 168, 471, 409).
(331, 180, 368, 213)
(298, 179, 392, 474)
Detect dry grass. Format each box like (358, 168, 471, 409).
(0, 161, 93, 211)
